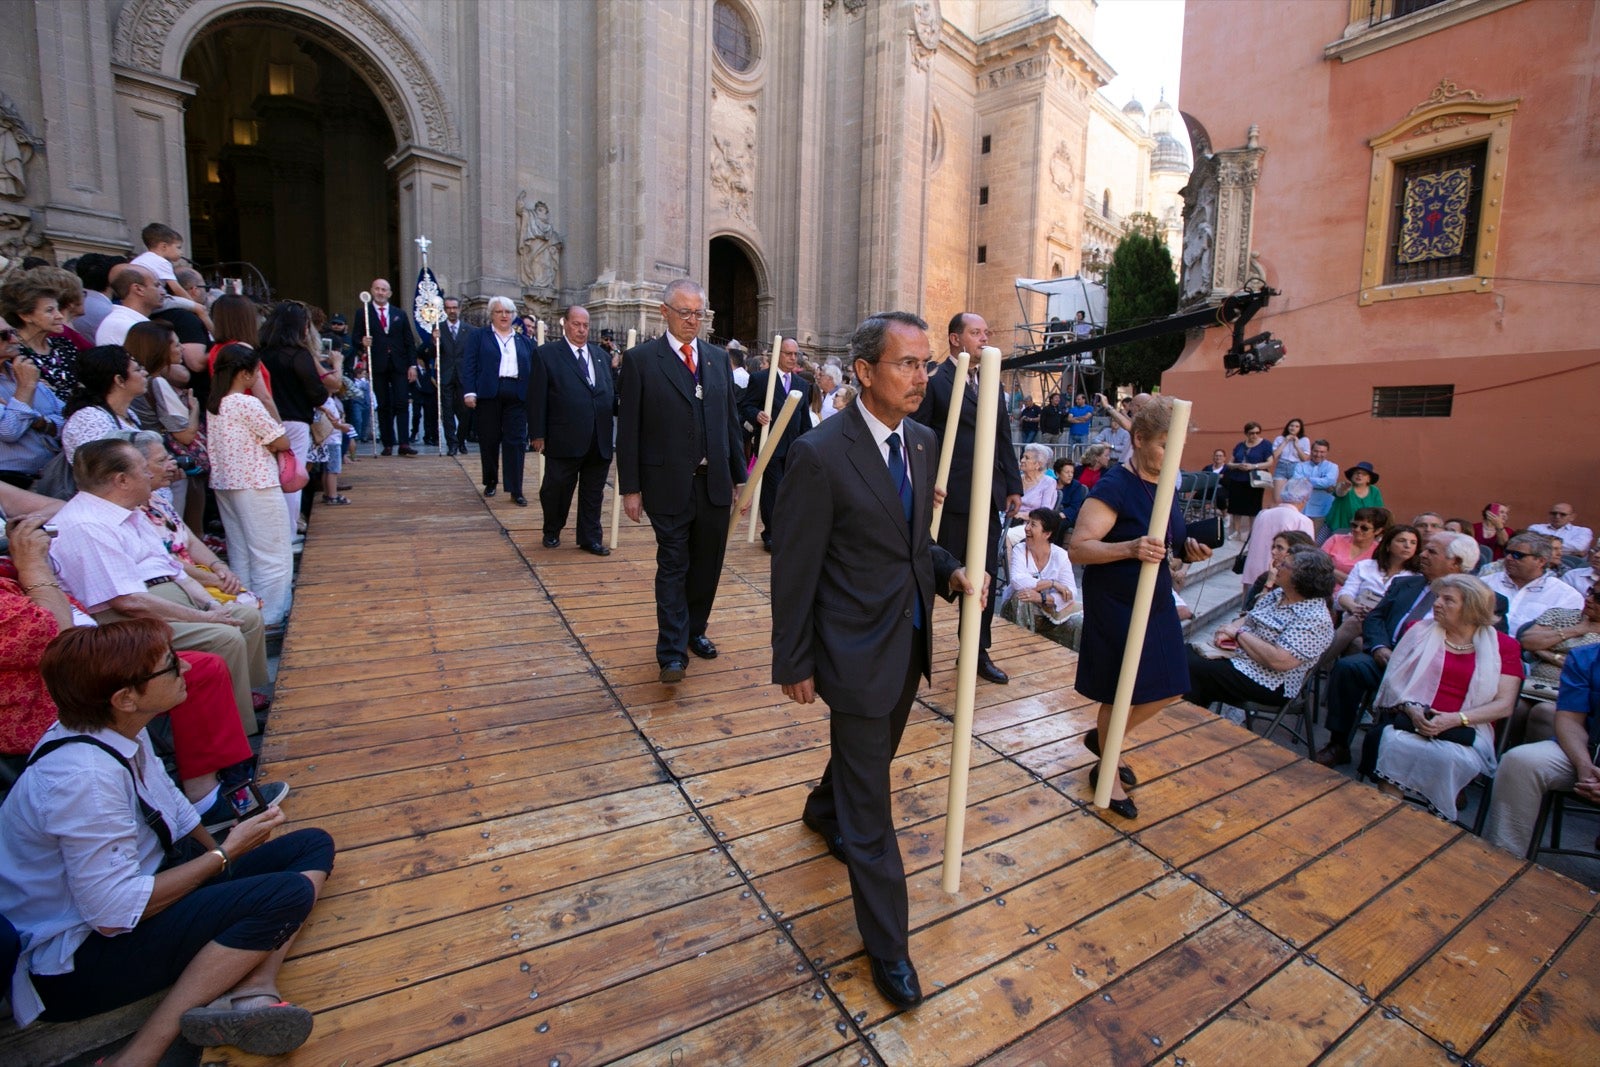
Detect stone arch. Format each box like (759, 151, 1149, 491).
(112, 0, 458, 157)
(707, 232, 771, 346)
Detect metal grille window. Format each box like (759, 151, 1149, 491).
(1384, 142, 1486, 285)
(1372, 384, 1454, 418)
(712, 1, 756, 72)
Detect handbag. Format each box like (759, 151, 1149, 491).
(1382, 707, 1477, 747)
(309, 410, 336, 447)
(277, 449, 309, 493)
(31, 450, 76, 500)
(166, 430, 210, 476)
(1188, 515, 1226, 550)
(1232, 529, 1252, 574)
(1248, 469, 1273, 489)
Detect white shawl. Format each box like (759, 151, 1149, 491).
(1374, 620, 1501, 713)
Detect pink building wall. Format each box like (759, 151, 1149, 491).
(1168, 0, 1600, 527)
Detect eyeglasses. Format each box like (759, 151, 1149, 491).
(134, 651, 182, 685)
(870, 358, 931, 375)
(663, 306, 706, 320)
(1550, 511, 1571, 517)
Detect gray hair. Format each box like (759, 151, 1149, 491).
(818, 361, 843, 386)
(1505, 531, 1553, 559)
(1022, 442, 1053, 467)
(1284, 546, 1337, 600)
(487, 295, 517, 314)
(661, 278, 707, 305)
(850, 311, 929, 366)
(1440, 532, 1481, 572)
(130, 430, 167, 454)
(1279, 477, 1312, 505)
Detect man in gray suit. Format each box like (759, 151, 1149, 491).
(771, 311, 980, 1011)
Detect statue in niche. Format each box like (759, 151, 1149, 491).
(0, 95, 42, 199)
(516, 191, 562, 291)
(1179, 155, 1218, 306)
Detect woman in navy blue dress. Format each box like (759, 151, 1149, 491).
(1070, 396, 1214, 818)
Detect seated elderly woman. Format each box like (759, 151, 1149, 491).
(1075, 442, 1113, 491)
(1004, 507, 1081, 647)
(127, 430, 253, 610)
(0, 620, 333, 1062)
(1242, 529, 1317, 612)
(1184, 546, 1337, 711)
(0, 512, 261, 828)
(1017, 442, 1058, 514)
(1359, 574, 1522, 820)
(1052, 457, 1088, 530)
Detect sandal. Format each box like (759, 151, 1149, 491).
(321, 495, 351, 505)
(179, 991, 313, 1055)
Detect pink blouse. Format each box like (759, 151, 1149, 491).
(1323, 533, 1376, 576)
(208, 393, 284, 490)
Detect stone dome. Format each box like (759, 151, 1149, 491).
(1151, 131, 1189, 172)
(1122, 97, 1145, 117)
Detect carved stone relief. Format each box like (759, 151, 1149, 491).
(1181, 124, 1266, 305)
(711, 102, 757, 223)
(1049, 141, 1074, 196)
(0, 93, 43, 200)
(1179, 154, 1218, 307)
(909, 0, 941, 71)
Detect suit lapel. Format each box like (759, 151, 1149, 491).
(844, 407, 912, 549)
(657, 338, 696, 404)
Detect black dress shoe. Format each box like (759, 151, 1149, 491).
(1088, 767, 1139, 820)
(977, 651, 1009, 685)
(801, 815, 847, 863)
(398, 446, 418, 456)
(483, 486, 496, 497)
(543, 535, 560, 548)
(688, 635, 717, 659)
(381, 447, 393, 456)
(869, 956, 924, 1009)
(512, 495, 528, 507)
(578, 543, 611, 557)
(659, 660, 686, 684)
(1082, 728, 1138, 788)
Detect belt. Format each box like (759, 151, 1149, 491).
(145, 575, 176, 588)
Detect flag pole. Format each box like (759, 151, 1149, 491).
(942, 345, 1000, 893)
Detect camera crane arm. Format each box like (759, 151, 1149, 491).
(1000, 285, 1282, 375)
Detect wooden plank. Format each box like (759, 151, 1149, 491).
(1319, 1007, 1457, 1066)
(1384, 864, 1596, 1053)
(1473, 914, 1600, 1066)
(981, 911, 1294, 1065)
(1243, 807, 1458, 948)
(606, 983, 853, 1067)
(1312, 832, 1523, 997)
(261, 697, 631, 759)
(865, 874, 1229, 1064)
(1157, 957, 1368, 1065)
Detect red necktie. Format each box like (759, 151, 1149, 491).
(680, 342, 696, 377)
(379, 306, 388, 331)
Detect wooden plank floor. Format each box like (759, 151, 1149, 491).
(218, 455, 1600, 1066)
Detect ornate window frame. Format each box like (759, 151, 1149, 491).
(711, 0, 764, 83)
(1359, 86, 1517, 305)
(1326, 0, 1522, 63)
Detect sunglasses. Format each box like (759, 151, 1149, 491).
(1504, 550, 1542, 561)
(134, 651, 182, 685)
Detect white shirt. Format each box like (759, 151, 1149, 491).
(818, 388, 841, 420)
(1527, 521, 1593, 555)
(1481, 569, 1584, 636)
(855, 398, 911, 482)
(569, 344, 593, 385)
(495, 329, 519, 378)
(665, 330, 697, 370)
(1337, 557, 1405, 609)
(130, 250, 178, 283)
(49, 491, 184, 612)
(1008, 539, 1078, 619)
(94, 305, 149, 346)
(1564, 566, 1596, 594)
(0, 723, 200, 1025)
(731, 366, 750, 388)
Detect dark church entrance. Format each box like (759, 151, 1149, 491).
(182, 21, 398, 311)
(707, 236, 761, 348)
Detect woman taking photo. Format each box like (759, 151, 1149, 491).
(1070, 397, 1214, 819)
(207, 345, 294, 630)
(60, 345, 147, 463)
(1324, 461, 1384, 534)
(1330, 522, 1420, 657)
(1006, 507, 1081, 646)
(1223, 421, 1273, 541)
(1185, 547, 1336, 717)
(0, 620, 333, 1063)
(1361, 574, 1521, 820)
(257, 303, 339, 540)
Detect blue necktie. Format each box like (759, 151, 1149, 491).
(888, 432, 921, 628)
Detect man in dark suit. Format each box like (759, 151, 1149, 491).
(461, 295, 541, 506)
(616, 278, 746, 683)
(910, 311, 1022, 684)
(1315, 531, 1510, 766)
(772, 311, 978, 1011)
(738, 336, 811, 551)
(428, 295, 472, 455)
(532, 305, 614, 555)
(355, 277, 419, 456)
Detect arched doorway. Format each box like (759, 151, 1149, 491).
(181, 24, 399, 310)
(707, 236, 762, 347)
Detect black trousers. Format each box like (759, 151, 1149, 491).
(476, 393, 528, 495)
(541, 444, 610, 546)
(757, 451, 790, 545)
(373, 368, 411, 449)
(1324, 652, 1384, 747)
(803, 638, 926, 959)
(441, 380, 465, 449)
(937, 509, 1000, 650)
(1183, 648, 1285, 709)
(646, 469, 729, 665)
(410, 389, 439, 444)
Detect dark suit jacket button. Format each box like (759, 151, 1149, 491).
(903, 609, 912, 618)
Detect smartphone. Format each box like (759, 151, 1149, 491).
(219, 781, 270, 821)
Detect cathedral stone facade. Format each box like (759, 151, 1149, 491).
(4, 0, 1177, 355)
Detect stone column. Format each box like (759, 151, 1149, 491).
(388, 147, 466, 298)
(110, 67, 195, 253)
